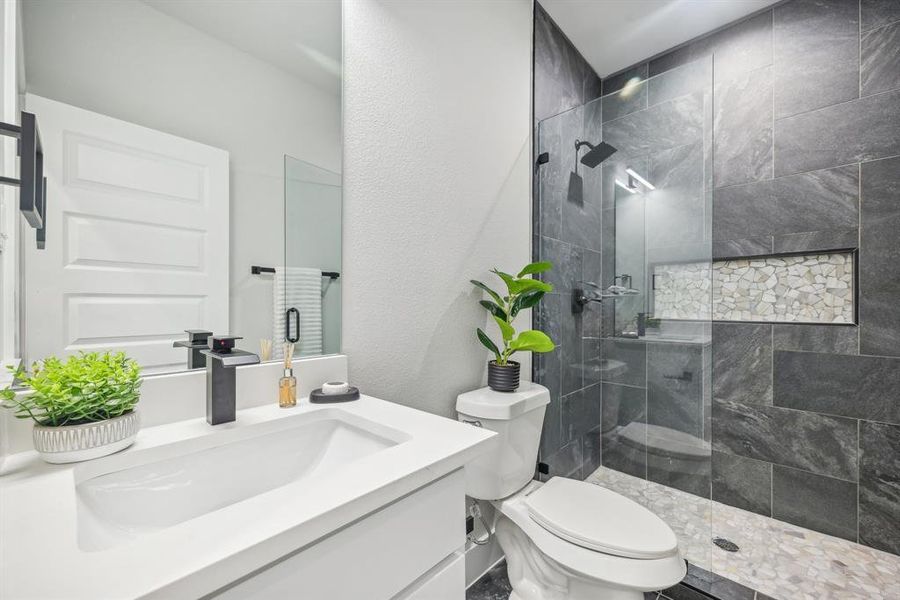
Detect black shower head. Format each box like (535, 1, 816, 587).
(576, 140, 618, 168)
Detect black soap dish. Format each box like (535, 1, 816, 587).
(310, 385, 360, 403)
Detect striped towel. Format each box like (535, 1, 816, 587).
(273, 267, 323, 358)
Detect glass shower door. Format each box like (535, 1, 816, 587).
(586, 55, 714, 575)
(283, 155, 342, 357)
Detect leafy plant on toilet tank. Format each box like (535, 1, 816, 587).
(1, 351, 143, 463)
(471, 262, 556, 392)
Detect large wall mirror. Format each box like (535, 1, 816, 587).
(8, 0, 342, 376)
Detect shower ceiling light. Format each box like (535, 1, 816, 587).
(626, 167, 655, 190)
(615, 178, 637, 194)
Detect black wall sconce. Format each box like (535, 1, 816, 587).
(0, 111, 47, 249)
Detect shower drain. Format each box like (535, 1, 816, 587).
(713, 537, 740, 553)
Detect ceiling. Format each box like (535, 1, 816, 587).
(143, 0, 342, 95)
(540, 0, 780, 78)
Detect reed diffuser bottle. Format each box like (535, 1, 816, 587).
(279, 342, 297, 408)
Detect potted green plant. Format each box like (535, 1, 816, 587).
(471, 262, 556, 392)
(1, 351, 142, 463)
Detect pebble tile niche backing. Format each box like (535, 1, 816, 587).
(652, 252, 854, 323)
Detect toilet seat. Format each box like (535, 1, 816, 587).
(492, 480, 685, 592)
(525, 477, 678, 559)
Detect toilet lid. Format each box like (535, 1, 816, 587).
(525, 477, 678, 559)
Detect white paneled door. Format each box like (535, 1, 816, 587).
(24, 95, 229, 373)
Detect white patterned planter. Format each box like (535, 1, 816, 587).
(32, 410, 140, 464)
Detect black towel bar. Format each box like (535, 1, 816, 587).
(250, 265, 340, 280)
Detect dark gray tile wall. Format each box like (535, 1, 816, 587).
(859, 155, 900, 357)
(773, 0, 859, 119)
(533, 0, 900, 556)
(772, 465, 858, 541)
(859, 420, 900, 554)
(711, 451, 772, 516)
(533, 4, 601, 123)
(533, 4, 605, 482)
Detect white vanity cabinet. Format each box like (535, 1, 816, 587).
(212, 470, 467, 600)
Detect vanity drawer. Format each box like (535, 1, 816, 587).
(213, 469, 466, 600)
(392, 551, 465, 600)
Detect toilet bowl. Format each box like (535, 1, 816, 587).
(457, 384, 685, 599)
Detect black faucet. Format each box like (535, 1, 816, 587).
(200, 335, 260, 425)
(173, 329, 213, 369)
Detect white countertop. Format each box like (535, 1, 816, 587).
(0, 396, 495, 600)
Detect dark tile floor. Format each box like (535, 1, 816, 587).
(467, 560, 766, 600)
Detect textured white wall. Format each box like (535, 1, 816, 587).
(343, 0, 533, 418)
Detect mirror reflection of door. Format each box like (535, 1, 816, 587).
(23, 95, 229, 374)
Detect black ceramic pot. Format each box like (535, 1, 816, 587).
(488, 360, 520, 392)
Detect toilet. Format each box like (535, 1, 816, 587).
(457, 383, 686, 600)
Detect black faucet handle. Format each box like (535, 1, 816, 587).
(209, 335, 243, 354)
(184, 329, 213, 343)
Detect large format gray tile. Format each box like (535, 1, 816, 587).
(600, 338, 647, 387)
(582, 424, 603, 478)
(647, 342, 706, 439)
(860, 155, 900, 357)
(646, 142, 706, 248)
(772, 324, 858, 354)
(774, 88, 900, 176)
(544, 435, 583, 479)
(537, 114, 563, 239)
(582, 250, 603, 337)
(648, 10, 773, 81)
(861, 20, 900, 96)
(534, 4, 585, 122)
(773, 0, 860, 119)
(772, 164, 860, 233)
(861, 0, 900, 32)
(713, 66, 773, 188)
(601, 383, 647, 479)
(713, 165, 859, 242)
(712, 236, 773, 259)
(562, 384, 601, 443)
(539, 383, 563, 460)
(539, 236, 581, 295)
(859, 420, 900, 554)
(706, 10, 774, 82)
(772, 465, 858, 542)
(648, 58, 712, 107)
(712, 179, 777, 240)
(583, 67, 602, 105)
(712, 450, 772, 516)
(712, 399, 858, 481)
(712, 323, 772, 405)
(774, 350, 900, 425)
(602, 79, 647, 124)
(647, 455, 710, 499)
(536, 292, 562, 361)
(560, 304, 583, 396)
(772, 228, 859, 253)
(603, 93, 704, 158)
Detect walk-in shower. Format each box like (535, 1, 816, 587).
(532, 0, 900, 595)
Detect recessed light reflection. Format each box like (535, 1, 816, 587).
(625, 168, 655, 190)
(619, 77, 643, 99)
(615, 178, 637, 194)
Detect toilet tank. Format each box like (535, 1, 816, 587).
(456, 383, 550, 500)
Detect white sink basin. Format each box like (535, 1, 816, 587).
(75, 410, 408, 551)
